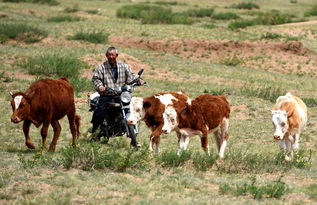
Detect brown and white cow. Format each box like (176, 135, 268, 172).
(162, 94, 231, 158)
(128, 91, 190, 153)
(10, 77, 80, 152)
(271, 92, 307, 161)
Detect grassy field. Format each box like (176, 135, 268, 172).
(1, 0, 317, 204)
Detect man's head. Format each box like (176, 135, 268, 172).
(105, 46, 118, 66)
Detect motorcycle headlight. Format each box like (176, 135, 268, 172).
(120, 91, 132, 103)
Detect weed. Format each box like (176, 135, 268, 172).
(153, 1, 180, 6)
(67, 30, 109, 44)
(239, 84, 284, 103)
(0, 23, 48, 43)
(261, 32, 282, 40)
(228, 19, 256, 30)
(192, 152, 216, 171)
(22, 53, 87, 79)
(220, 176, 289, 199)
(3, 0, 59, 5)
(156, 150, 191, 167)
(304, 5, 317, 17)
(70, 77, 93, 93)
(219, 55, 244, 66)
(64, 4, 80, 13)
(47, 15, 82, 22)
(230, 2, 260, 10)
(256, 10, 293, 25)
(18, 152, 59, 169)
(182, 8, 214, 17)
(302, 97, 317, 107)
(212, 12, 240, 20)
(306, 184, 317, 201)
(201, 23, 216, 29)
(86, 9, 99, 15)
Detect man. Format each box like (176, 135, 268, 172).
(91, 46, 143, 147)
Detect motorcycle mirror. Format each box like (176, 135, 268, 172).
(138, 69, 144, 76)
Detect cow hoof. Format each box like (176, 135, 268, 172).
(26, 142, 35, 149)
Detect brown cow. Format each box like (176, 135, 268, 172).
(10, 77, 80, 152)
(162, 94, 230, 157)
(127, 91, 190, 153)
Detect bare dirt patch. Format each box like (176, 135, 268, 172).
(110, 36, 317, 75)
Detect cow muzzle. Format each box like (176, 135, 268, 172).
(11, 116, 21, 123)
(273, 135, 281, 140)
(127, 119, 134, 125)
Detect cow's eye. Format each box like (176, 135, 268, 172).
(136, 108, 140, 112)
(281, 122, 285, 127)
(171, 118, 175, 123)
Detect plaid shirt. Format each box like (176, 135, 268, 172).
(92, 61, 139, 95)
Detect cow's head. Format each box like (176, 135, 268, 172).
(10, 92, 32, 123)
(271, 110, 289, 140)
(127, 97, 145, 125)
(162, 105, 179, 133)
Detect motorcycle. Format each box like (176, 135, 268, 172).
(88, 69, 145, 147)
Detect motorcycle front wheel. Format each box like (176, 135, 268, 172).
(127, 125, 138, 147)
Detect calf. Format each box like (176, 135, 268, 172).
(271, 92, 307, 161)
(162, 94, 231, 158)
(10, 77, 80, 152)
(128, 91, 189, 153)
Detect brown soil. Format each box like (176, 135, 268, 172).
(110, 36, 317, 75)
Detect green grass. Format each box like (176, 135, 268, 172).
(230, 2, 260, 10)
(2, 0, 59, 5)
(1, 0, 317, 204)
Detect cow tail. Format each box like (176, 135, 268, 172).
(75, 114, 81, 138)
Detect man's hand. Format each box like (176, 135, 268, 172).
(98, 86, 105, 93)
(139, 79, 145, 85)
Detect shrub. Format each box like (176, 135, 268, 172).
(48, 15, 82, 22)
(0, 23, 48, 43)
(228, 19, 256, 30)
(86, 9, 99, 15)
(201, 23, 217, 29)
(261, 32, 282, 40)
(239, 84, 284, 103)
(22, 53, 87, 79)
(256, 10, 293, 25)
(156, 150, 191, 167)
(154, 1, 180, 5)
(64, 4, 80, 13)
(67, 30, 109, 44)
(219, 55, 244, 66)
(117, 4, 194, 25)
(220, 176, 289, 199)
(3, 0, 59, 5)
(302, 97, 317, 107)
(182, 8, 214, 17)
(60, 142, 151, 171)
(192, 152, 216, 171)
(70, 77, 93, 93)
(230, 2, 260, 10)
(304, 5, 317, 17)
(212, 12, 240, 20)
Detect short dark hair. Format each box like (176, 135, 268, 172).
(106, 46, 118, 54)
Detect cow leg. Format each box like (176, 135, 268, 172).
(49, 120, 61, 152)
(67, 109, 77, 147)
(23, 120, 35, 149)
(218, 119, 229, 158)
(292, 133, 300, 151)
(150, 127, 163, 154)
(200, 130, 210, 155)
(284, 139, 293, 161)
(40, 122, 50, 150)
(278, 139, 286, 150)
(177, 134, 189, 155)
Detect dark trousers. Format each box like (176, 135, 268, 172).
(91, 95, 113, 132)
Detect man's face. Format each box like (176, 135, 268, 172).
(106, 50, 118, 65)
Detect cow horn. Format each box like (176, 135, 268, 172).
(9, 91, 13, 96)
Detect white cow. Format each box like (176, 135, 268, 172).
(271, 92, 307, 161)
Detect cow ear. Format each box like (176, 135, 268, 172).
(143, 101, 151, 109)
(180, 108, 189, 115)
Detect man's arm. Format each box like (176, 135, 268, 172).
(92, 65, 105, 91)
